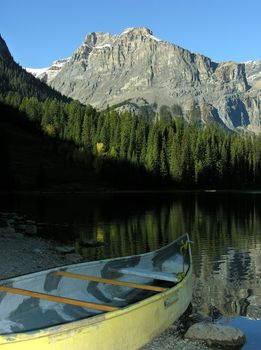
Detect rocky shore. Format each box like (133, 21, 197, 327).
(0, 212, 246, 349)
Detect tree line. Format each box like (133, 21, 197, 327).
(1, 90, 261, 189)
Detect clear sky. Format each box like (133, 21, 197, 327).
(2, 0, 260, 68)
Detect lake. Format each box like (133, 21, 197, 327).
(1, 192, 261, 349)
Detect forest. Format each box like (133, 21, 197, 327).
(1, 55, 261, 190)
(1, 92, 261, 189)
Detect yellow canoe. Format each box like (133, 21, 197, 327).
(0, 234, 192, 349)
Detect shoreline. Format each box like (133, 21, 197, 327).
(1, 188, 261, 196)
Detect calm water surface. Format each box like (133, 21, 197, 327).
(1, 192, 261, 349)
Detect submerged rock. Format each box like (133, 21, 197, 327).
(77, 238, 104, 248)
(184, 322, 246, 348)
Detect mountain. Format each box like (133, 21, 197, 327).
(0, 35, 68, 101)
(2, 33, 261, 190)
(26, 58, 70, 83)
(28, 27, 261, 133)
(0, 101, 97, 191)
(0, 34, 12, 61)
(0, 35, 99, 191)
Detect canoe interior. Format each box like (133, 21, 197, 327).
(0, 234, 190, 335)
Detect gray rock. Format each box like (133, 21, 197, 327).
(0, 226, 16, 235)
(56, 245, 75, 254)
(15, 224, 26, 231)
(32, 248, 42, 254)
(246, 295, 261, 320)
(188, 312, 212, 324)
(27, 27, 261, 134)
(184, 322, 246, 348)
(65, 253, 82, 263)
(26, 220, 36, 225)
(25, 224, 37, 235)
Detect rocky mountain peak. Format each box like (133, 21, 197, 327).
(84, 31, 114, 47)
(85, 32, 98, 46)
(26, 28, 261, 134)
(121, 27, 153, 36)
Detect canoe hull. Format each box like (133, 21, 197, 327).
(0, 268, 192, 350)
(0, 236, 192, 350)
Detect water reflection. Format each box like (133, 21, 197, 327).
(1, 193, 261, 326)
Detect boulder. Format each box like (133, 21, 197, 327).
(25, 224, 37, 235)
(184, 322, 246, 348)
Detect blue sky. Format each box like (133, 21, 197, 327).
(2, 0, 260, 68)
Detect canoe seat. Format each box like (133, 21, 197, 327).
(117, 268, 178, 283)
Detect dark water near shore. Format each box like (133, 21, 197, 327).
(1, 192, 261, 349)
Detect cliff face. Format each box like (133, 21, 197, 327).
(245, 60, 261, 90)
(32, 28, 261, 133)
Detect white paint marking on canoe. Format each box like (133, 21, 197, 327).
(117, 268, 178, 282)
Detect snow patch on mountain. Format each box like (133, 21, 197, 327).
(244, 60, 261, 91)
(26, 67, 49, 77)
(95, 44, 111, 49)
(25, 58, 70, 84)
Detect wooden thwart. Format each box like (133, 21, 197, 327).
(55, 271, 167, 292)
(0, 286, 118, 312)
